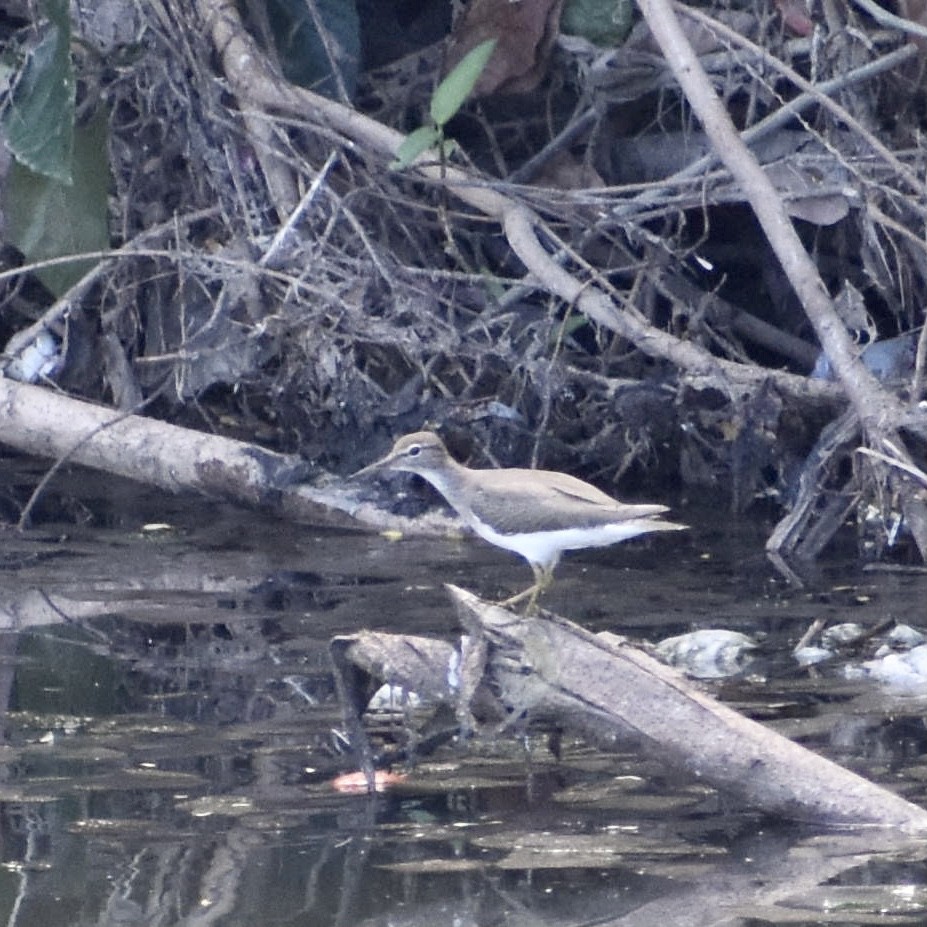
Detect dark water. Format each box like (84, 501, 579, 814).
(1, 460, 927, 926)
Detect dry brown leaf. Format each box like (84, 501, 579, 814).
(532, 150, 605, 189)
(444, 0, 565, 97)
(764, 161, 851, 227)
(773, 0, 814, 36)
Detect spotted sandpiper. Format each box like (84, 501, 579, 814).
(355, 431, 686, 613)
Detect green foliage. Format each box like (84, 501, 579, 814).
(561, 0, 634, 45)
(5, 109, 110, 296)
(266, 0, 360, 100)
(394, 125, 442, 169)
(1, 0, 75, 183)
(0, 0, 110, 295)
(429, 39, 497, 128)
(392, 38, 496, 170)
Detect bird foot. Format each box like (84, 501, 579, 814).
(496, 565, 553, 616)
(497, 583, 544, 616)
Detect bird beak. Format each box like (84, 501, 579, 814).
(350, 459, 383, 480)
(350, 450, 395, 480)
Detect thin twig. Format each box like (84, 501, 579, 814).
(856, 446, 927, 488)
(647, 10, 922, 198)
(260, 149, 340, 267)
(2, 208, 219, 362)
(637, 0, 904, 429)
(850, 0, 927, 41)
(506, 109, 599, 184)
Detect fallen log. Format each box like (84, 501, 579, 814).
(334, 585, 927, 830)
(0, 378, 302, 501)
(0, 378, 454, 536)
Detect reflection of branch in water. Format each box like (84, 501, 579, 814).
(766, 409, 859, 563)
(560, 829, 927, 927)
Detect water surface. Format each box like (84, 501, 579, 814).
(0, 461, 926, 926)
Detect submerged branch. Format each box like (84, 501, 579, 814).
(335, 584, 927, 829)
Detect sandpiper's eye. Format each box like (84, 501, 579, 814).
(408, 444, 421, 457)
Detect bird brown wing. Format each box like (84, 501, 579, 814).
(467, 468, 670, 534)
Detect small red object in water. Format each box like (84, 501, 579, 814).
(331, 770, 407, 793)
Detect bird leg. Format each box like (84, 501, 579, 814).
(498, 564, 553, 615)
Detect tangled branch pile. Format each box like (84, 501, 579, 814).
(2, 0, 926, 562)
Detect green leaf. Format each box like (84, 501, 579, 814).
(391, 125, 441, 169)
(561, 0, 634, 46)
(560, 312, 590, 338)
(4, 108, 110, 295)
(1, 0, 75, 182)
(430, 38, 496, 128)
(266, 0, 360, 100)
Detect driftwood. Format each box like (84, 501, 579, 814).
(0, 379, 303, 504)
(334, 585, 927, 830)
(0, 378, 461, 537)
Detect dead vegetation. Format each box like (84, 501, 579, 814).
(2, 0, 927, 563)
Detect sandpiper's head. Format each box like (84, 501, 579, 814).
(354, 431, 453, 479)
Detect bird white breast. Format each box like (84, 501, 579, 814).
(469, 514, 658, 570)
